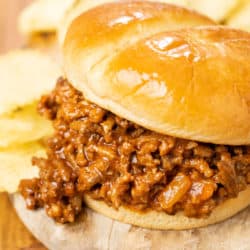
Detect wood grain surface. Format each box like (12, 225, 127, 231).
(0, 0, 46, 249)
(0, 193, 46, 250)
(0, 0, 31, 53)
(12, 194, 250, 250)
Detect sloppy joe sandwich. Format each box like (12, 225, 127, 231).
(3, 1, 250, 231)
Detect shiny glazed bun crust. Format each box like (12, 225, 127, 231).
(63, 1, 250, 146)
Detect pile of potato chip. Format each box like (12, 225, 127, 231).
(0, 50, 60, 192)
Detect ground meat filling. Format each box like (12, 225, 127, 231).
(19, 78, 250, 223)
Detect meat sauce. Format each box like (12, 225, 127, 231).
(19, 78, 250, 223)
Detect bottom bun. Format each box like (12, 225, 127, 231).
(12, 191, 250, 250)
(84, 187, 250, 230)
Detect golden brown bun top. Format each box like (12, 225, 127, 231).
(64, 1, 214, 48)
(64, 1, 250, 145)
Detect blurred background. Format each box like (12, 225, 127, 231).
(0, 1, 45, 249)
(0, 0, 32, 53)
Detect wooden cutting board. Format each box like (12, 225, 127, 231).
(0, 0, 33, 53)
(12, 194, 250, 250)
(0, 193, 46, 250)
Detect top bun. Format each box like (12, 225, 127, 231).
(63, 1, 250, 145)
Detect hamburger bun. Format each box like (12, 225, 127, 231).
(63, 2, 250, 145)
(57, 0, 205, 46)
(84, 187, 250, 230)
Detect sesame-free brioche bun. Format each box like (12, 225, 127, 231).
(84, 187, 250, 230)
(63, 1, 250, 145)
(57, 0, 216, 46)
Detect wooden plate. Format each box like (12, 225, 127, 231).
(11, 194, 250, 250)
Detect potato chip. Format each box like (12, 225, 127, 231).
(189, 0, 240, 21)
(0, 103, 52, 148)
(0, 49, 60, 115)
(227, 1, 250, 31)
(18, 0, 76, 34)
(0, 142, 45, 193)
(0, 50, 59, 148)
